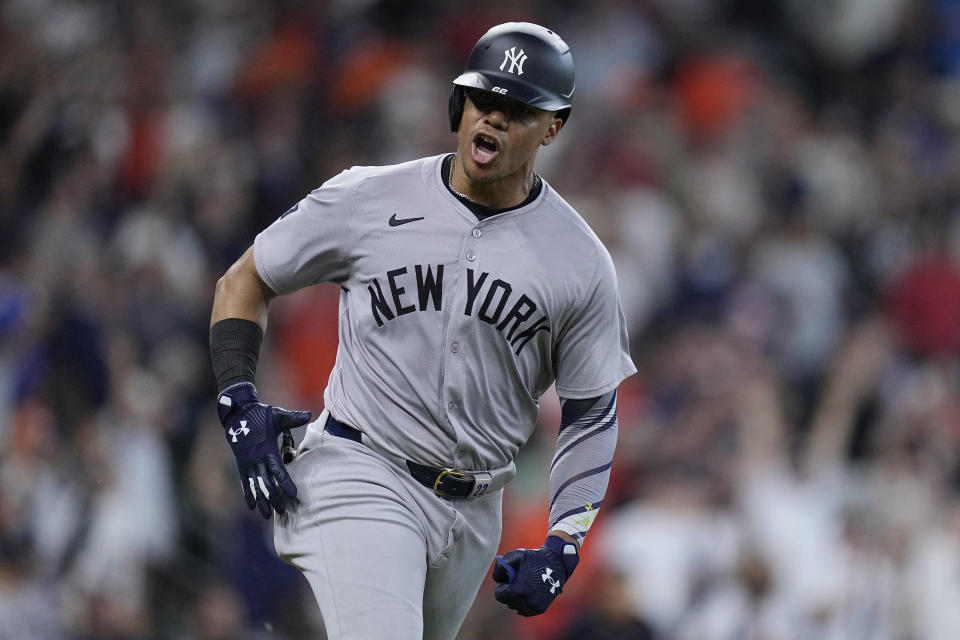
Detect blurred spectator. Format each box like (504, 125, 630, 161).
(559, 568, 656, 640)
(886, 245, 960, 356)
(0, 518, 63, 640)
(182, 582, 251, 640)
(749, 200, 850, 395)
(597, 461, 740, 636)
(905, 496, 960, 640)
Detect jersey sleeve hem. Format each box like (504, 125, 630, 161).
(555, 365, 637, 400)
(252, 235, 283, 295)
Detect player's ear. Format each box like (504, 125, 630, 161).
(541, 116, 563, 147)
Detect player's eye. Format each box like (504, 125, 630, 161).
(467, 90, 499, 113)
(513, 105, 537, 121)
(467, 90, 539, 125)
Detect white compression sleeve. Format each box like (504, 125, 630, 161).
(548, 390, 618, 544)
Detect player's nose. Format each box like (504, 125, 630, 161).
(484, 109, 507, 129)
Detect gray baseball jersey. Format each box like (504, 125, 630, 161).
(254, 153, 636, 472)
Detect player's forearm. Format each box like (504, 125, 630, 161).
(210, 246, 275, 328)
(210, 247, 277, 391)
(547, 390, 618, 545)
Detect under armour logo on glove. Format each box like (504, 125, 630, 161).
(228, 421, 250, 442)
(216, 382, 311, 519)
(491, 535, 579, 616)
(541, 568, 560, 594)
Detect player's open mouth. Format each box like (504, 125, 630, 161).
(472, 133, 499, 165)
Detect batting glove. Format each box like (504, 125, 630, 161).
(216, 382, 311, 519)
(492, 535, 580, 616)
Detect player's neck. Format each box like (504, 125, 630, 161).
(450, 154, 538, 210)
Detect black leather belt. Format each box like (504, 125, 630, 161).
(325, 414, 476, 499)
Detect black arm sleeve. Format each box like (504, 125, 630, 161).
(210, 318, 263, 392)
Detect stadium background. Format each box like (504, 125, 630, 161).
(3, 0, 960, 638)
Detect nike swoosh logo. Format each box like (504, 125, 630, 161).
(389, 213, 425, 227)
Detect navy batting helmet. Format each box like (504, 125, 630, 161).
(448, 22, 575, 132)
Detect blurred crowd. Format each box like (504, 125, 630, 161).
(3, 0, 960, 638)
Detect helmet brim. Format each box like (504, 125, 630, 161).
(452, 71, 573, 112)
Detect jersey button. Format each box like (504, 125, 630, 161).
(450, 342, 460, 353)
(472, 229, 482, 238)
(447, 402, 456, 411)
(466, 250, 476, 261)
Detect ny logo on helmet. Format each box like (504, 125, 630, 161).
(500, 47, 528, 75)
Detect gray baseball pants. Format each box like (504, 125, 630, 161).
(274, 417, 503, 640)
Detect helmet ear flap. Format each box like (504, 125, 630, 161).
(448, 86, 465, 132)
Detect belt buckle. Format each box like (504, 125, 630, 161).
(433, 468, 473, 498)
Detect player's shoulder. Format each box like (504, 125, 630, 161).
(316, 155, 441, 191)
(540, 183, 613, 262)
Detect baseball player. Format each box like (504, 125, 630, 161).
(209, 22, 636, 639)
